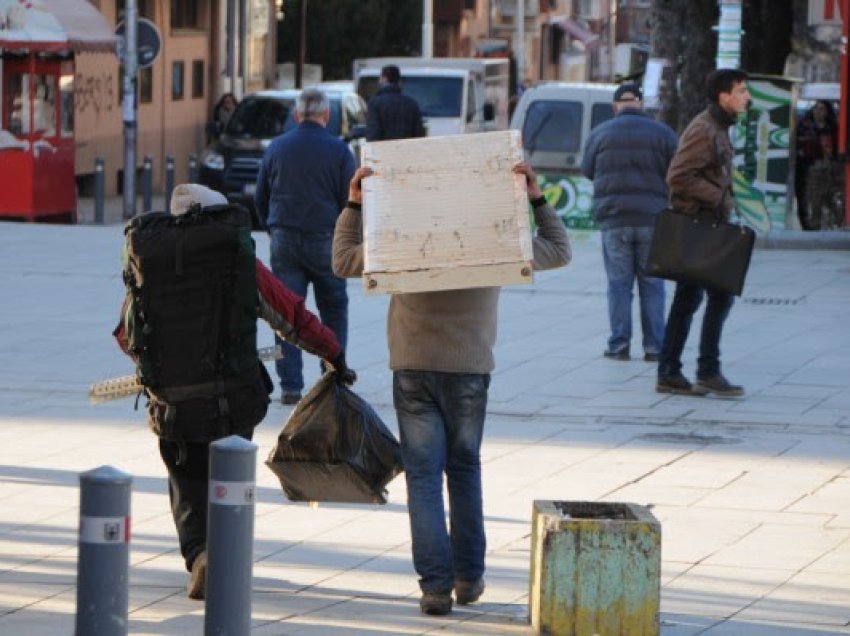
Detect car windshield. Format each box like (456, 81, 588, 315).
(228, 95, 343, 139)
(358, 76, 464, 117)
(522, 100, 583, 152)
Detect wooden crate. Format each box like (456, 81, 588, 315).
(529, 500, 661, 635)
(360, 130, 532, 295)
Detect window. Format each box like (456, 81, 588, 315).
(172, 61, 185, 101)
(192, 60, 204, 99)
(33, 74, 57, 137)
(522, 100, 583, 152)
(60, 74, 74, 137)
(140, 67, 153, 103)
(171, 0, 202, 29)
(590, 102, 614, 129)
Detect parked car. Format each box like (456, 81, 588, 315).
(198, 86, 367, 226)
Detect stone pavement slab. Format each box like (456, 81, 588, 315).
(0, 221, 849, 633)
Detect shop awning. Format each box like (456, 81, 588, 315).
(549, 15, 600, 48)
(0, 0, 117, 53)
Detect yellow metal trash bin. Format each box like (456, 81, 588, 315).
(529, 501, 661, 635)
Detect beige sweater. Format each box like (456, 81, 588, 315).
(333, 203, 571, 373)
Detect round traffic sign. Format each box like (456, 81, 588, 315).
(115, 18, 162, 69)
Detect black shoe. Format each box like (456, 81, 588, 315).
(281, 392, 302, 405)
(420, 591, 453, 615)
(603, 348, 630, 361)
(656, 373, 694, 395)
(187, 551, 207, 600)
(455, 578, 485, 605)
(693, 374, 744, 397)
(644, 353, 660, 362)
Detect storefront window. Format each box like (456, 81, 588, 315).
(5, 74, 29, 136)
(33, 74, 57, 137)
(60, 74, 74, 138)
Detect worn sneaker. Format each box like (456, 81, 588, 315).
(693, 374, 744, 397)
(420, 591, 453, 615)
(603, 348, 630, 361)
(656, 373, 695, 395)
(187, 551, 207, 600)
(455, 578, 485, 605)
(281, 392, 302, 405)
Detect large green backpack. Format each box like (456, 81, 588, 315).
(121, 204, 270, 441)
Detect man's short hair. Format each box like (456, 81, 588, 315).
(296, 88, 330, 118)
(706, 69, 749, 103)
(381, 65, 401, 84)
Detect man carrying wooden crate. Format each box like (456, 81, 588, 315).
(332, 161, 571, 616)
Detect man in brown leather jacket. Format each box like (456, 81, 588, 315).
(657, 68, 750, 397)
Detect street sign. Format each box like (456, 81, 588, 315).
(115, 18, 162, 69)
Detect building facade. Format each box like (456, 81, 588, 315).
(76, 0, 277, 195)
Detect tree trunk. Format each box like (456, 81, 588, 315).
(678, 0, 718, 128)
(649, 0, 685, 129)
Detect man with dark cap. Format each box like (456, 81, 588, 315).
(581, 82, 678, 362)
(366, 64, 425, 141)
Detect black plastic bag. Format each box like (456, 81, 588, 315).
(266, 373, 403, 504)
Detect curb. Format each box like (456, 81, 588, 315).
(755, 229, 850, 250)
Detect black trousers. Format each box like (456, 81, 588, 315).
(159, 433, 253, 572)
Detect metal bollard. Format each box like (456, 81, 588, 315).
(188, 153, 199, 183)
(94, 158, 105, 225)
(164, 154, 175, 213)
(142, 155, 153, 212)
(205, 435, 257, 636)
(75, 466, 132, 636)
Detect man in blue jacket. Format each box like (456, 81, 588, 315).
(581, 83, 678, 362)
(255, 88, 355, 404)
(366, 65, 425, 141)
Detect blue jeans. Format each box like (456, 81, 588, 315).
(269, 227, 348, 393)
(601, 226, 666, 355)
(393, 370, 489, 594)
(658, 282, 735, 379)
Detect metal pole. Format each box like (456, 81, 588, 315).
(188, 153, 199, 183)
(515, 0, 525, 94)
(75, 466, 132, 636)
(142, 155, 152, 212)
(94, 158, 105, 225)
(295, 0, 306, 88)
(164, 155, 175, 213)
(422, 0, 433, 58)
(840, 0, 850, 226)
(122, 0, 138, 220)
(205, 436, 257, 636)
(227, 0, 237, 94)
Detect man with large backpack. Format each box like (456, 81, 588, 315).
(114, 183, 354, 600)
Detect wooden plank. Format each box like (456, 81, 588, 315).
(361, 130, 532, 295)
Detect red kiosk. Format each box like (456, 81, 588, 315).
(0, 0, 115, 223)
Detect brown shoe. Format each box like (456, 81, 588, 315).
(420, 591, 453, 615)
(187, 551, 207, 600)
(455, 578, 485, 605)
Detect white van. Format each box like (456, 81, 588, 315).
(510, 82, 617, 173)
(509, 82, 618, 229)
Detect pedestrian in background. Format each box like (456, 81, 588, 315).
(115, 184, 349, 600)
(366, 64, 425, 141)
(255, 89, 355, 404)
(581, 82, 678, 362)
(212, 92, 238, 134)
(332, 162, 570, 616)
(795, 99, 839, 230)
(658, 69, 750, 397)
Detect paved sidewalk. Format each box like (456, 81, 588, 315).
(0, 222, 848, 634)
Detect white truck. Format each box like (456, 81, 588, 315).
(353, 57, 510, 136)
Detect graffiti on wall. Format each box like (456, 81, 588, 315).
(75, 71, 115, 116)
